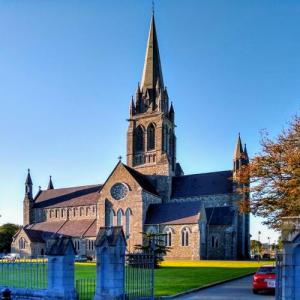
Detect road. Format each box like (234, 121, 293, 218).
(175, 275, 275, 300)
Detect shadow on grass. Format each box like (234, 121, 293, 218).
(154, 266, 257, 296)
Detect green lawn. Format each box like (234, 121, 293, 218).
(75, 260, 272, 297)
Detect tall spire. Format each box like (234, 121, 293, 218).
(233, 133, 243, 160)
(25, 169, 33, 198)
(47, 175, 54, 190)
(25, 169, 33, 185)
(141, 15, 164, 91)
(244, 143, 249, 163)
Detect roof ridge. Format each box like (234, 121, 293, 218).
(174, 170, 232, 178)
(40, 184, 102, 193)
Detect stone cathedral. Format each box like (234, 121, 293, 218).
(12, 15, 250, 260)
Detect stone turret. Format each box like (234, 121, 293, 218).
(23, 169, 34, 226)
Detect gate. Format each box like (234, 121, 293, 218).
(275, 252, 283, 300)
(125, 252, 154, 300)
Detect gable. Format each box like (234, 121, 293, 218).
(99, 161, 158, 201)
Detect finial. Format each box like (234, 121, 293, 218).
(118, 155, 122, 162)
(28, 168, 30, 174)
(39, 186, 41, 191)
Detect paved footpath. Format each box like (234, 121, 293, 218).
(175, 275, 275, 300)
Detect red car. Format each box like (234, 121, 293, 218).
(252, 265, 276, 294)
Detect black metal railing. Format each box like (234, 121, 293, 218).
(0, 258, 47, 290)
(125, 252, 154, 300)
(275, 252, 283, 300)
(76, 278, 96, 300)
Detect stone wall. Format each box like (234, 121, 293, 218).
(206, 225, 236, 260)
(144, 223, 200, 260)
(170, 193, 235, 207)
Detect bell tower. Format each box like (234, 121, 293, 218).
(127, 15, 176, 178)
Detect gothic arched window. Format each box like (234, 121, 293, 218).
(117, 209, 123, 226)
(109, 209, 115, 227)
(163, 124, 168, 152)
(19, 237, 26, 250)
(134, 126, 144, 153)
(147, 123, 155, 151)
(169, 129, 173, 156)
(165, 227, 172, 247)
(181, 227, 190, 246)
(125, 208, 132, 237)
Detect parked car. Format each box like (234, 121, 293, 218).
(252, 265, 276, 294)
(75, 255, 88, 262)
(3, 253, 21, 261)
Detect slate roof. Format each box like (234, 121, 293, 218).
(206, 207, 235, 226)
(123, 164, 158, 196)
(171, 170, 233, 199)
(145, 202, 235, 226)
(145, 202, 202, 225)
(23, 228, 45, 243)
(57, 219, 96, 237)
(33, 185, 102, 209)
(22, 219, 98, 243)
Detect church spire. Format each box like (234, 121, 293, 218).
(25, 169, 33, 198)
(244, 143, 249, 163)
(233, 133, 243, 160)
(47, 175, 54, 190)
(141, 15, 164, 91)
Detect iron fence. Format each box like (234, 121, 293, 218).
(125, 252, 154, 300)
(275, 252, 283, 300)
(76, 278, 96, 300)
(0, 258, 47, 289)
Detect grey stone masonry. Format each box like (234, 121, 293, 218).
(278, 216, 300, 300)
(46, 237, 77, 300)
(94, 227, 126, 300)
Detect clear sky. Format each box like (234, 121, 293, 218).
(0, 0, 299, 244)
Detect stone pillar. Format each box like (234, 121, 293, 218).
(279, 217, 300, 300)
(45, 237, 77, 300)
(94, 227, 126, 300)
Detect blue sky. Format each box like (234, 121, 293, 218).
(0, 0, 299, 243)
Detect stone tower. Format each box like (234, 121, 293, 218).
(233, 134, 250, 258)
(126, 15, 176, 200)
(23, 169, 34, 226)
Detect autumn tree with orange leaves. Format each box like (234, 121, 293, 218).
(238, 115, 300, 229)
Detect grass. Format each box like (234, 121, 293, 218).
(74, 260, 272, 297)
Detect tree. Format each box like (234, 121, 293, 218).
(134, 232, 170, 268)
(0, 223, 20, 253)
(238, 115, 300, 229)
(251, 239, 262, 256)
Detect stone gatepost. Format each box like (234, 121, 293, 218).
(45, 236, 78, 300)
(94, 226, 126, 300)
(278, 216, 300, 300)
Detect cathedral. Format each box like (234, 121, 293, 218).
(12, 15, 250, 260)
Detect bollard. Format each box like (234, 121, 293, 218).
(1, 288, 11, 300)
